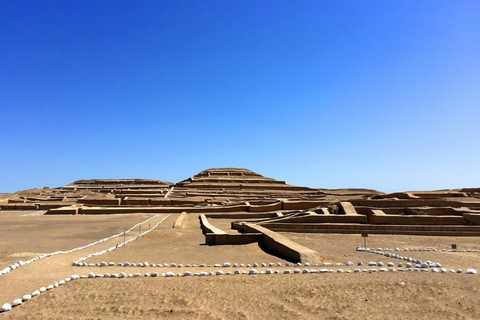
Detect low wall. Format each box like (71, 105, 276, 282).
(199, 214, 227, 235)
(282, 201, 329, 210)
(464, 213, 480, 225)
(262, 214, 367, 224)
(261, 222, 480, 236)
(173, 212, 186, 229)
(1, 204, 39, 210)
(249, 202, 282, 212)
(338, 202, 359, 215)
(45, 206, 81, 215)
(78, 198, 121, 206)
(205, 233, 262, 245)
(233, 222, 320, 264)
(206, 212, 278, 219)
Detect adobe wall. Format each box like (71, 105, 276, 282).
(204, 233, 262, 245)
(173, 212, 186, 229)
(199, 214, 228, 235)
(282, 201, 330, 210)
(233, 222, 321, 264)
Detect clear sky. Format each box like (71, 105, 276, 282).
(1, 1, 479, 193)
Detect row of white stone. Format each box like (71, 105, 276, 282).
(0, 214, 160, 278)
(2, 266, 477, 313)
(0, 274, 82, 313)
(74, 214, 171, 263)
(370, 247, 478, 253)
(357, 246, 442, 268)
(72, 260, 424, 269)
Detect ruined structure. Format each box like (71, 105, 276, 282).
(1, 168, 479, 238)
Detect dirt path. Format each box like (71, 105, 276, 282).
(0, 214, 170, 303)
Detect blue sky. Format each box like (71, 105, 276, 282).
(1, 1, 479, 193)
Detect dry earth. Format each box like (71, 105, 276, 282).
(1, 211, 479, 319)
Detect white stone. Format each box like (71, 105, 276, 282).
(22, 295, 32, 301)
(166, 272, 175, 277)
(466, 269, 477, 274)
(216, 270, 224, 275)
(32, 290, 40, 296)
(12, 299, 22, 307)
(1, 303, 12, 312)
(302, 269, 310, 274)
(293, 269, 301, 274)
(283, 269, 291, 274)
(249, 269, 258, 275)
(223, 262, 231, 267)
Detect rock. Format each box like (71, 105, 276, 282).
(283, 269, 291, 274)
(266, 269, 273, 274)
(22, 295, 32, 301)
(184, 271, 192, 276)
(457, 269, 463, 273)
(223, 262, 231, 267)
(368, 262, 377, 266)
(387, 262, 394, 267)
(32, 290, 40, 296)
(151, 272, 158, 277)
(234, 270, 240, 274)
(216, 270, 224, 275)
(345, 261, 353, 266)
(302, 269, 310, 274)
(166, 272, 175, 277)
(293, 269, 301, 274)
(12, 299, 22, 306)
(249, 269, 258, 275)
(88, 273, 95, 278)
(466, 269, 477, 274)
(1, 303, 12, 312)
(46, 285, 54, 290)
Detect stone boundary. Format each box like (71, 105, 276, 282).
(74, 214, 171, 264)
(0, 214, 160, 278)
(1, 265, 477, 314)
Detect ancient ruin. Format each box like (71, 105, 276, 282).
(0, 168, 479, 318)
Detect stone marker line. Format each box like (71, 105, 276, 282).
(73, 214, 172, 265)
(368, 247, 478, 253)
(0, 214, 159, 278)
(1, 266, 477, 313)
(356, 246, 442, 268)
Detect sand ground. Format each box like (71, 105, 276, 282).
(0, 211, 479, 319)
